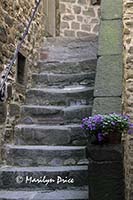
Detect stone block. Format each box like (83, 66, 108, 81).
(0, 26, 7, 43)
(87, 145, 123, 161)
(62, 15, 75, 21)
(101, 0, 123, 20)
(15, 124, 87, 146)
(33, 190, 88, 200)
(0, 166, 88, 190)
(4, 128, 13, 142)
(0, 103, 7, 123)
(88, 162, 124, 200)
(0, 191, 36, 200)
(64, 30, 75, 37)
(77, 32, 93, 37)
(77, 16, 83, 22)
(9, 103, 20, 117)
(60, 3, 66, 13)
(83, 8, 95, 17)
(71, 22, 80, 30)
(94, 55, 123, 97)
(60, 22, 70, 29)
(5, 145, 86, 167)
(98, 20, 122, 56)
(73, 5, 81, 14)
(61, 0, 76, 3)
(4, 15, 14, 27)
(93, 24, 100, 33)
(78, 0, 86, 4)
(81, 24, 91, 32)
(92, 97, 122, 115)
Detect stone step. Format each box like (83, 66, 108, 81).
(4, 145, 87, 167)
(40, 37, 97, 63)
(15, 124, 87, 146)
(0, 166, 88, 190)
(37, 60, 96, 74)
(20, 105, 92, 125)
(32, 72, 95, 88)
(43, 35, 97, 48)
(0, 191, 36, 200)
(26, 86, 94, 106)
(0, 189, 88, 200)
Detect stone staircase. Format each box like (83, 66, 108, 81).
(0, 37, 98, 199)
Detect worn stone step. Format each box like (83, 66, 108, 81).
(40, 37, 97, 63)
(37, 60, 96, 74)
(15, 124, 87, 146)
(0, 191, 36, 200)
(0, 189, 88, 200)
(32, 72, 95, 88)
(20, 105, 92, 124)
(26, 86, 94, 106)
(0, 166, 88, 190)
(33, 189, 89, 200)
(4, 145, 87, 167)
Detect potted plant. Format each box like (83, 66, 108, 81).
(81, 113, 132, 145)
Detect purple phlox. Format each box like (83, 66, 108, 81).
(111, 122, 116, 126)
(97, 133, 103, 142)
(93, 114, 104, 123)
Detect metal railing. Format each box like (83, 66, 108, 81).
(0, 0, 42, 101)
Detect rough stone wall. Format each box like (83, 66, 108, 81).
(0, 0, 44, 161)
(123, 0, 133, 199)
(59, 0, 100, 37)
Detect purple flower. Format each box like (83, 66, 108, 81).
(97, 133, 103, 142)
(111, 122, 115, 126)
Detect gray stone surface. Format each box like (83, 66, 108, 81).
(98, 20, 122, 56)
(87, 145, 123, 161)
(9, 103, 20, 117)
(21, 105, 92, 124)
(101, 0, 123, 20)
(5, 145, 87, 167)
(0, 26, 7, 43)
(15, 124, 87, 146)
(42, 37, 98, 63)
(88, 162, 124, 200)
(33, 190, 88, 200)
(26, 87, 94, 106)
(92, 97, 122, 114)
(94, 55, 123, 97)
(0, 166, 88, 190)
(0, 191, 36, 200)
(0, 103, 7, 123)
(38, 60, 97, 74)
(32, 72, 95, 88)
(0, 190, 89, 200)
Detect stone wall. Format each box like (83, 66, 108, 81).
(0, 0, 44, 161)
(88, 145, 124, 200)
(59, 0, 100, 37)
(123, 0, 133, 199)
